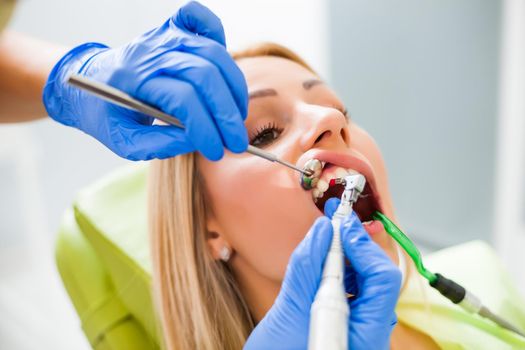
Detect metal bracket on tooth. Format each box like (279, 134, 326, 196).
(301, 159, 325, 190)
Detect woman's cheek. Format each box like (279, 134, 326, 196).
(199, 155, 322, 280)
(230, 187, 319, 281)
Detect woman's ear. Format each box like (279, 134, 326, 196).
(206, 218, 232, 262)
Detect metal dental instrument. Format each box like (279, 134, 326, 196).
(309, 173, 366, 350)
(301, 159, 323, 190)
(373, 212, 525, 338)
(67, 75, 313, 176)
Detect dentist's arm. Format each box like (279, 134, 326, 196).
(244, 199, 401, 350)
(2, 2, 248, 161)
(0, 31, 66, 122)
(43, 1, 248, 161)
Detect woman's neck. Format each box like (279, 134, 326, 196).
(232, 254, 282, 322)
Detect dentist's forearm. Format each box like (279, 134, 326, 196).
(0, 31, 67, 122)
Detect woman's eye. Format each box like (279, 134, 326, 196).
(250, 124, 283, 147)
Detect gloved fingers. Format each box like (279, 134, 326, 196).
(323, 197, 340, 218)
(340, 212, 401, 284)
(173, 1, 226, 47)
(103, 99, 154, 126)
(152, 51, 248, 154)
(340, 211, 401, 318)
(167, 29, 248, 120)
(136, 76, 225, 160)
(111, 123, 194, 160)
(174, 34, 249, 120)
(278, 216, 333, 308)
(340, 212, 401, 349)
(169, 2, 248, 119)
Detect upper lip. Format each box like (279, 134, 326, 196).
(298, 149, 385, 213)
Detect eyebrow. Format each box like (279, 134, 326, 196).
(249, 88, 277, 99)
(248, 79, 325, 100)
(302, 79, 324, 90)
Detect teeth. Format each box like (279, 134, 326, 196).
(362, 220, 373, 226)
(317, 179, 328, 192)
(335, 168, 348, 178)
(311, 166, 362, 204)
(301, 159, 324, 190)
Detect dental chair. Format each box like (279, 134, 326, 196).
(55, 164, 160, 350)
(56, 164, 525, 349)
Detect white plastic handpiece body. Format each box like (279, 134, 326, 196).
(308, 174, 365, 350)
(308, 202, 351, 350)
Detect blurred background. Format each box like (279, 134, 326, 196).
(1, 0, 523, 348)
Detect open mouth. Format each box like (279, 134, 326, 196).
(311, 163, 382, 223)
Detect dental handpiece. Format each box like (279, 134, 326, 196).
(67, 75, 312, 176)
(308, 174, 366, 350)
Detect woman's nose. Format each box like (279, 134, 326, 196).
(298, 105, 350, 151)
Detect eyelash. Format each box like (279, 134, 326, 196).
(335, 105, 349, 119)
(248, 105, 348, 147)
(249, 122, 284, 147)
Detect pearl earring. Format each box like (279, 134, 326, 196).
(219, 246, 231, 262)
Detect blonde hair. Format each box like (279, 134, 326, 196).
(148, 43, 317, 350)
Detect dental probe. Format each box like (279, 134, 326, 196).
(373, 212, 525, 338)
(308, 174, 366, 350)
(67, 75, 313, 176)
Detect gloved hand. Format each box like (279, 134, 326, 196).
(244, 198, 401, 350)
(43, 1, 247, 161)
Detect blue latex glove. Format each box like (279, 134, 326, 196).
(244, 198, 401, 350)
(43, 1, 247, 161)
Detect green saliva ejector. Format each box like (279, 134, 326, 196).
(373, 211, 525, 338)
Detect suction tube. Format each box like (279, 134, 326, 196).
(373, 212, 525, 339)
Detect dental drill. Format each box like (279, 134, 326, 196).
(308, 174, 366, 350)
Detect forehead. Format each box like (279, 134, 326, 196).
(236, 56, 318, 89)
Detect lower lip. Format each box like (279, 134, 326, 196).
(362, 220, 384, 236)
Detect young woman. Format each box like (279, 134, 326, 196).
(148, 41, 420, 349)
(148, 42, 525, 350)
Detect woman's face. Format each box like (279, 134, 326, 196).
(198, 55, 398, 294)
